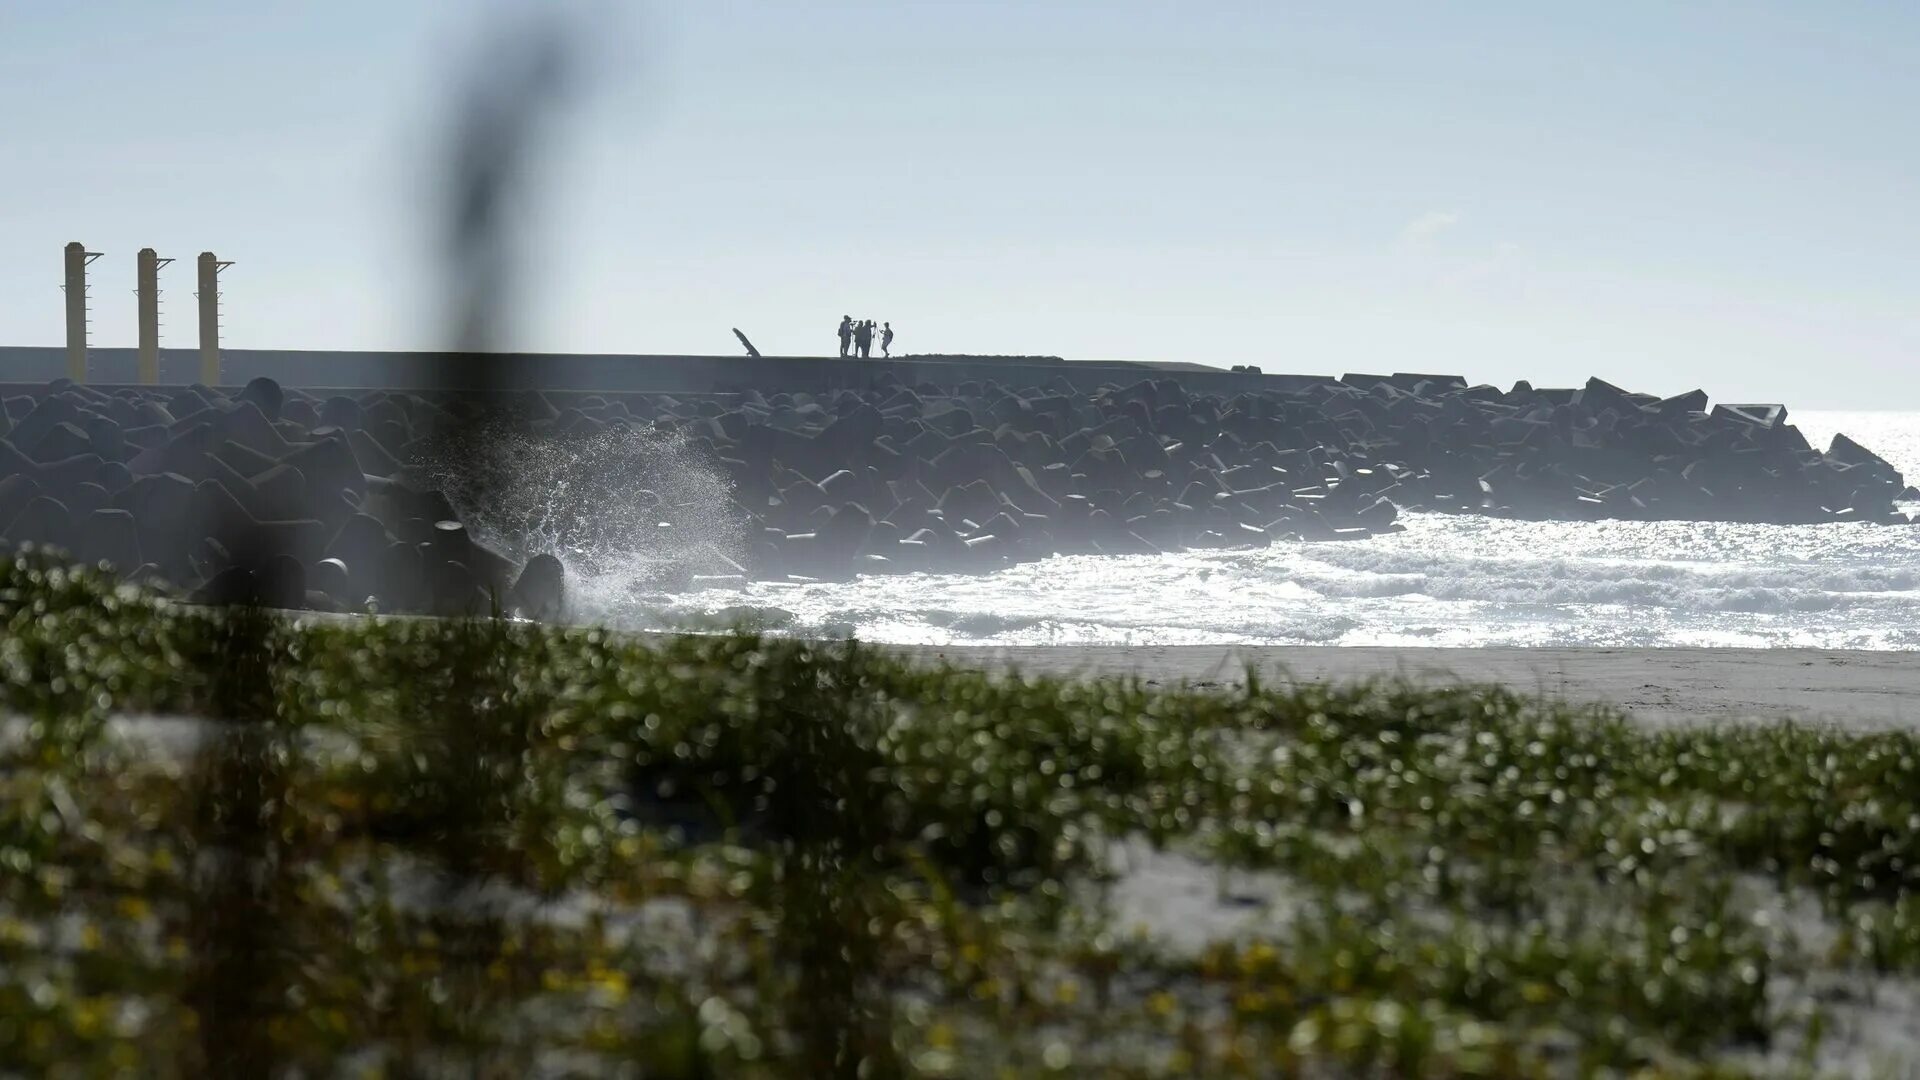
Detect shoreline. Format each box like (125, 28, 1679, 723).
(296, 608, 1919, 729)
(886, 643, 1920, 729)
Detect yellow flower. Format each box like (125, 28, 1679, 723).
(70, 999, 106, 1038)
(1238, 941, 1278, 974)
(588, 966, 629, 1002)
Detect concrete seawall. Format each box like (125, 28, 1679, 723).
(0, 346, 1302, 397)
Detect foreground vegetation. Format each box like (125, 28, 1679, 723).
(2, 550, 1917, 1076)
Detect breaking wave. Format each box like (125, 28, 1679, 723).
(413, 422, 746, 625)
(420, 409, 1920, 651)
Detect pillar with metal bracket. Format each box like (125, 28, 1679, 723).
(136, 247, 175, 384)
(63, 241, 103, 383)
(196, 252, 232, 387)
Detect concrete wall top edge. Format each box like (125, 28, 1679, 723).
(0, 346, 1303, 396)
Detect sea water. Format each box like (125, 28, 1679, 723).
(565, 411, 1920, 651)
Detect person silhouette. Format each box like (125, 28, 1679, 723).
(837, 315, 853, 357)
(880, 321, 895, 357)
(854, 318, 874, 359)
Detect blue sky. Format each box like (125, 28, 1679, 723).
(2, 1, 1915, 406)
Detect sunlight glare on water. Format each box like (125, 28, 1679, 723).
(592, 411, 1920, 650)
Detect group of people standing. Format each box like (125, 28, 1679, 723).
(837, 315, 893, 358)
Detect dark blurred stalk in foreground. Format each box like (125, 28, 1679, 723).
(185, 602, 291, 1076)
(418, 11, 584, 1072)
(429, 5, 578, 856)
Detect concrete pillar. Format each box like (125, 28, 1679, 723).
(197, 252, 228, 386)
(63, 242, 91, 383)
(136, 247, 173, 385)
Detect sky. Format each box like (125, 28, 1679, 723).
(1, 0, 1916, 407)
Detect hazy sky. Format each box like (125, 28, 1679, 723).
(3, 1, 1915, 406)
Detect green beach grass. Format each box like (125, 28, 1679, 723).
(2, 548, 1917, 1076)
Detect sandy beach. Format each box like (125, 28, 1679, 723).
(891, 644, 1920, 730)
(299, 608, 1919, 728)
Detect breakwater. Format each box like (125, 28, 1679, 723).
(0, 359, 1909, 618)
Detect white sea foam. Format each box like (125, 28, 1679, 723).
(556, 410, 1920, 651)
(417, 422, 747, 622)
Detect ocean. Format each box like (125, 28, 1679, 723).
(561, 411, 1920, 651)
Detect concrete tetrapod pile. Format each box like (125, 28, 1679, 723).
(0, 370, 1912, 613)
(701, 371, 1913, 583)
(0, 377, 564, 618)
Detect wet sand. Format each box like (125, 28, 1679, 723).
(889, 644, 1920, 729)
